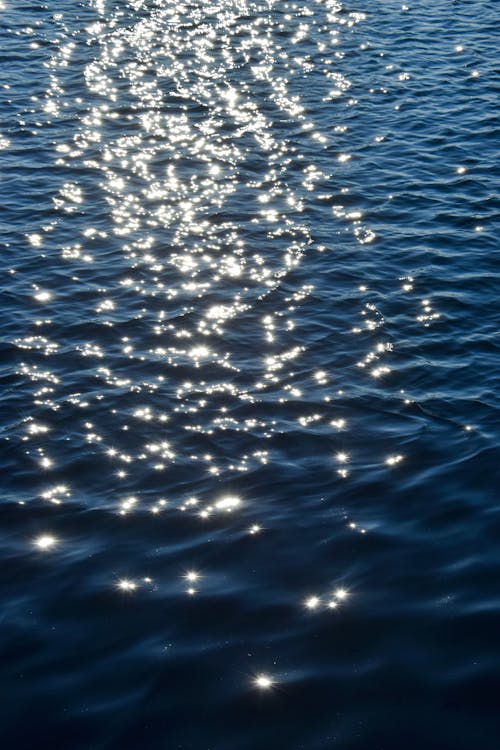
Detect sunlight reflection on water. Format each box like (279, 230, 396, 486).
(2, 0, 499, 746)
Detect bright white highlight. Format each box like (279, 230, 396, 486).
(117, 579, 137, 591)
(35, 535, 57, 550)
(214, 495, 241, 511)
(254, 674, 273, 689)
(305, 596, 320, 610)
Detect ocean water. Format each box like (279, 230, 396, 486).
(1, 0, 499, 747)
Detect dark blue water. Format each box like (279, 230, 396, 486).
(1, 0, 499, 747)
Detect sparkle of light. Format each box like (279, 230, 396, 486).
(214, 495, 241, 512)
(254, 674, 274, 689)
(118, 579, 137, 591)
(35, 535, 57, 550)
(305, 596, 320, 609)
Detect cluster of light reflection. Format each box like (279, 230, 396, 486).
(6, 0, 432, 700)
(304, 588, 350, 612)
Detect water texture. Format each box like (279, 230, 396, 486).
(1, 0, 499, 747)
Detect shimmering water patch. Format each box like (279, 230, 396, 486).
(1, 0, 500, 748)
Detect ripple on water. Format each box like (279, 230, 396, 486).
(1, 0, 500, 747)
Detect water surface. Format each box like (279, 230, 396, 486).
(1, 0, 500, 747)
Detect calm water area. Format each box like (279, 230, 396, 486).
(1, 0, 499, 747)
